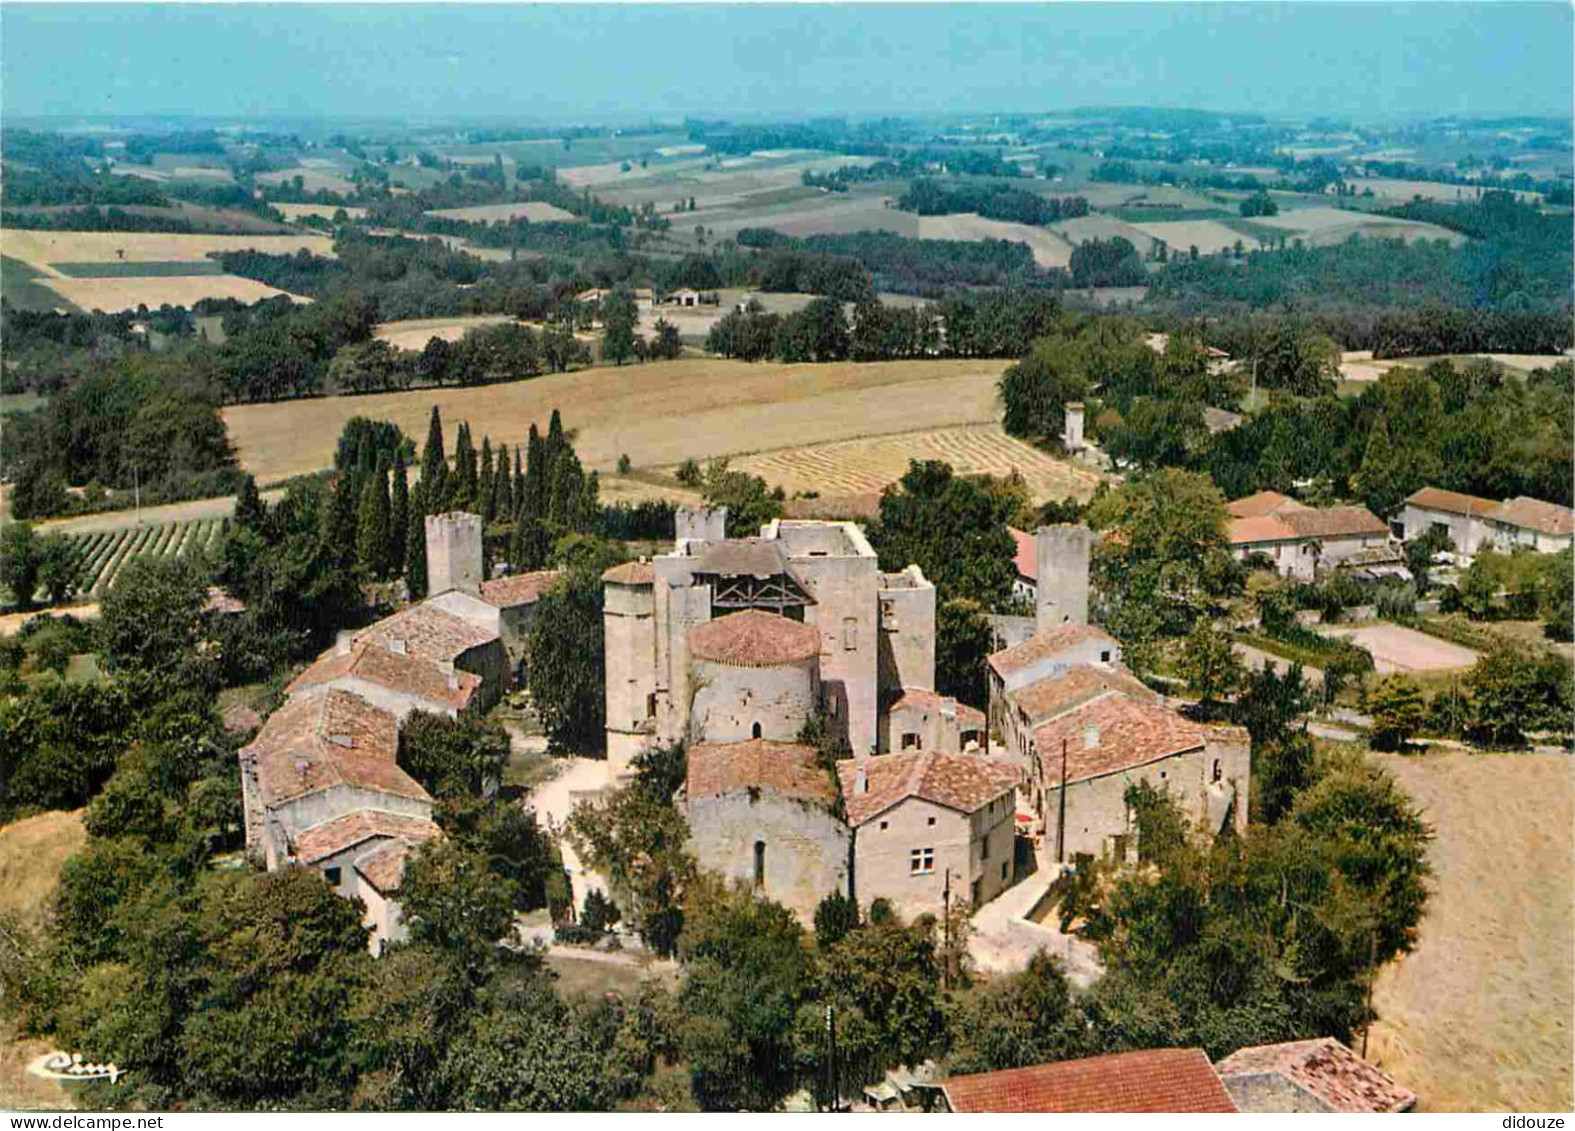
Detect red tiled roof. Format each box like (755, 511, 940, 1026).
(1215, 1038, 1416, 1113)
(353, 603, 498, 665)
(355, 838, 423, 895)
(1493, 496, 1575, 537)
(1009, 664, 1156, 724)
(1278, 505, 1389, 540)
(292, 809, 440, 866)
(1008, 526, 1036, 581)
(686, 740, 836, 805)
(602, 560, 656, 585)
(1228, 515, 1302, 546)
(941, 1048, 1237, 1113)
(837, 750, 1020, 828)
(888, 687, 986, 728)
(1226, 490, 1304, 519)
(1031, 695, 1207, 784)
(687, 609, 821, 668)
(288, 641, 481, 713)
(242, 688, 429, 808)
(479, 569, 561, 607)
(987, 623, 1118, 679)
(1405, 485, 1499, 519)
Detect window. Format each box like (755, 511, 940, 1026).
(879, 820, 888, 831)
(646, 692, 657, 719)
(909, 848, 935, 875)
(1211, 759, 1222, 783)
(1000, 862, 1008, 881)
(927, 816, 936, 827)
(981, 837, 990, 861)
(753, 841, 766, 887)
(751, 721, 762, 739)
(842, 617, 858, 650)
(1100, 650, 1112, 663)
(901, 732, 921, 750)
(324, 867, 342, 887)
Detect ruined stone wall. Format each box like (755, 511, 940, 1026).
(1034, 525, 1091, 631)
(687, 790, 849, 923)
(270, 786, 433, 845)
(425, 512, 484, 597)
(877, 567, 935, 697)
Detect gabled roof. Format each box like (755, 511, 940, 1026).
(1277, 505, 1389, 541)
(1215, 1038, 1416, 1113)
(987, 623, 1118, 680)
(1493, 496, 1574, 537)
(687, 609, 821, 668)
(888, 687, 986, 729)
(837, 750, 1019, 828)
(940, 1048, 1237, 1113)
(686, 740, 836, 805)
(353, 603, 498, 665)
(1009, 663, 1156, 724)
(354, 838, 422, 895)
(242, 688, 429, 809)
(1031, 694, 1208, 785)
(1228, 515, 1302, 546)
(479, 569, 562, 608)
(1405, 485, 1499, 518)
(288, 641, 481, 713)
(292, 809, 440, 866)
(1008, 526, 1036, 581)
(1226, 490, 1305, 519)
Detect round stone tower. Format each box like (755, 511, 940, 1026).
(687, 609, 822, 745)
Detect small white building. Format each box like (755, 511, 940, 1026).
(1402, 486, 1574, 557)
(1226, 491, 1394, 577)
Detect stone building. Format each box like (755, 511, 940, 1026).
(1215, 1039, 1416, 1113)
(880, 688, 986, 754)
(1402, 486, 1575, 557)
(687, 610, 823, 744)
(838, 750, 1020, 919)
(601, 508, 944, 773)
(683, 739, 848, 921)
(1226, 491, 1394, 578)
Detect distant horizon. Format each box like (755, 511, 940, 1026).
(3, 3, 1571, 123)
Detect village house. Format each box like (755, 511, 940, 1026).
(1226, 490, 1395, 578)
(880, 687, 986, 754)
(1401, 486, 1575, 556)
(838, 750, 1020, 919)
(931, 1048, 1238, 1113)
(1215, 1038, 1417, 1113)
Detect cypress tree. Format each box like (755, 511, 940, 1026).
(524, 424, 546, 522)
(453, 422, 478, 508)
(478, 435, 495, 523)
(512, 447, 525, 514)
(405, 498, 428, 599)
(389, 451, 410, 577)
(234, 474, 267, 533)
(496, 444, 515, 519)
(356, 459, 392, 578)
(319, 473, 357, 571)
(421, 405, 448, 514)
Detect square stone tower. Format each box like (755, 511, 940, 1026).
(676, 505, 728, 544)
(1035, 524, 1091, 631)
(425, 512, 483, 597)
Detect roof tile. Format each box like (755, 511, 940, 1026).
(941, 1048, 1237, 1113)
(687, 740, 836, 805)
(987, 623, 1118, 679)
(479, 569, 562, 607)
(1031, 695, 1208, 784)
(293, 809, 440, 865)
(241, 688, 429, 808)
(687, 609, 821, 668)
(837, 750, 1019, 827)
(1215, 1038, 1416, 1113)
(1493, 496, 1574, 537)
(1009, 664, 1156, 724)
(1278, 505, 1389, 540)
(288, 641, 481, 713)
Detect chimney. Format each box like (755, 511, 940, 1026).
(1082, 725, 1100, 750)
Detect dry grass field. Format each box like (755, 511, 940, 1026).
(0, 811, 85, 1112)
(1131, 218, 1250, 255)
(1348, 177, 1541, 204)
(1049, 214, 1158, 255)
(41, 275, 308, 313)
(1, 229, 334, 270)
(425, 201, 578, 223)
(274, 202, 369, 221)
(916, 213, 1073, 268)
(730, 422, 1101, 503)
(256, 167, 357, 195)
(1252, 206, 1464, 246)
(373, 314, 516, 349)
(696, 193, 916, 240)
(1368, 751, 1573, 1112)
(223, 357, 1008, 484)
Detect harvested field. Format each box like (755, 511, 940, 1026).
(425, 201, 578, 223)
(256, 167, 357, 195)
(0, 229, 335, 272)
(1252, 206, 1463, 246)
(1131, 218, 1249, 255)
(917, 213, 1072, 268)
(40, 274, 309, 313)
(373, 315, 516, 350)
(1049, 214, 1157, 255)
(1349, 177, 1538, 204)
(730, 423, 1101, 504)
(1368, 750, 1572, 1112)
(698, 194, 915, 240)
(223, 358, 1008, 484)
(599, 475, 704, 508)
(1318, 622, 1479, 673)
(274, 202, 369, 221)
(1341, 350, 1572, 382)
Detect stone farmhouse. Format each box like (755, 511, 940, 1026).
(1401, 485, 1574, 557)
(240, 512, 557, 953)
(619, 507, 1023, 921)
(1226, 491, 1395, 579)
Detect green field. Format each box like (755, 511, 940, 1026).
(31, 518, 231, 604)
(50, 260, 223, 278)
(0, 255, 72, 312)
(0, 392, 45, 417)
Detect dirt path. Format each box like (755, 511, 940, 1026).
(1367, 750, 1573, 1112)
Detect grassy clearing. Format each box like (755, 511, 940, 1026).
(1368, 750, 1572, 1111)
(1, 229, 334, 271)
(916, 213, 1073, 268)
(425, 201, 578, 223)
(50, 260, 223, 278)
(222, 357, 1007, 485)
(0, 391, 46, 416)
(0, 255, 74, 313)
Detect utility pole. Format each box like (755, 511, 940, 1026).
(1056, 737, 1069, 865)
(941, 868, 951, 990)
(1362, 927, 1377, 1059)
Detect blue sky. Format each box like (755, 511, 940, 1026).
(3, 3, 1570, 123)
